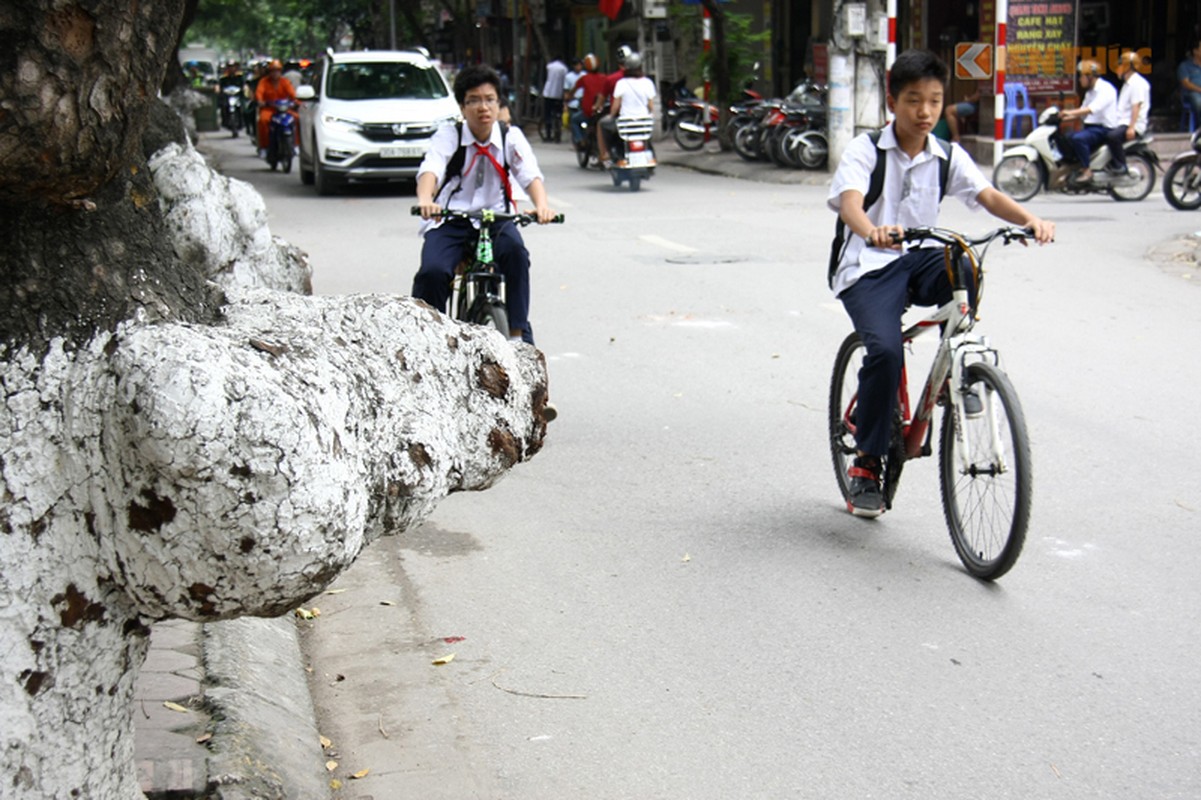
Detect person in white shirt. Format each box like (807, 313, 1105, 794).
(1061, 59, 1119, 182)
(1105, 50, 1151, 174)
(827, 49, 1055, 517)
(413, 65, 555, 345)
(603, 52, 656, 164)
(542, 56, 568, 142)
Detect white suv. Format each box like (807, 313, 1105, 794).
(296, 50, 459, 195)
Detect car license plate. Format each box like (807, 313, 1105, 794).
(380, 144, 424, 158)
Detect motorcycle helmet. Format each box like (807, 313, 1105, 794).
(268, 59, 283, 72)
(623, 52, 643, 71)
(617, 44, 633, 66)
(1077, 59, 1101, 77)
(583, 53, 599, 72)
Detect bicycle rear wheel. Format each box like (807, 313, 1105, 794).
(939, 362, 1031, 580)
(829, 333, 864, 504)
(829, 332, 906, 511)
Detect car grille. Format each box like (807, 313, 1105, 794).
(359, 122, 438, 142)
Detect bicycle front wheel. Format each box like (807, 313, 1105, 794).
(477, 301, 509, 337)
(939, 362, 1031, 580)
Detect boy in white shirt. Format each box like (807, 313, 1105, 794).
(828, 49, 1054, 517)
(413, 65, 555, 345)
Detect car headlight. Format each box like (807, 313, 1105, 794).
(321, 114, 362, 133)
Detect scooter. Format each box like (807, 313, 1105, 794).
(609, 115, 655, 192)
(1163, 128, 1201, 210)
(220, 85, 243, 137)
(266, 99, 298, 174)
(992, 106, 1157, 202)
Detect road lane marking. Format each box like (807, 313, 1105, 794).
(638, 234, 698, 253)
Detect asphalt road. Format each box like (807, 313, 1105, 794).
(198, 129, 1201, 799)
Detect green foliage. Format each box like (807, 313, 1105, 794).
(669, 6, 768, 94)
(188, 0, 416, 60)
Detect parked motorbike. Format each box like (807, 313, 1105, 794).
(1163, 128, 1201, 210)
(609, 115, 656, 191)
(993, 106, 1158, 202)
(733, 98, 828, 169)
(669, 82, 763, 151)
(220, 85, 243, 137)
(266, 99, 298, 173)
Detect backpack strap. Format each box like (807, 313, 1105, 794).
(828, 130, 885, 288)
(440, 121, 512, 212)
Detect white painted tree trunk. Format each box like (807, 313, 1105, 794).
(0, 136, 549, 798)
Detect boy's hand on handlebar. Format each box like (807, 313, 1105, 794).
(532, 203, 556, 224)
(1026, 218, 1055, 245)
(870, 225, 905, 250)
(415, 199, 442, 220)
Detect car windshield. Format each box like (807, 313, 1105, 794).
(326, 62, 448, 101)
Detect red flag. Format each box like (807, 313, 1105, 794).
(599, 0, 623, 21)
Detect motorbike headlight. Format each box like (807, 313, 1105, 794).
(321, 114, 362, 133)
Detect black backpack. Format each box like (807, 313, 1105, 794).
(828, 129, 952, 288)
(440, 121, 512, 212)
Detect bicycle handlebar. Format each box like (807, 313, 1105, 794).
(889, 226, 1034, 248)
(410, 207, 566, 225)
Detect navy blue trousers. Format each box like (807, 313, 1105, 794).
(414, 219, 533, 343)
(839, 248, 971, 457)
(1070, 124, 1111, 168)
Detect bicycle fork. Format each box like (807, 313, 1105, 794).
(949, 335, 1007, 476)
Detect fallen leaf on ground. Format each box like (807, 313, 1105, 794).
(443, 636, 466, 644)
(195, 732, 212, 744)
(681, 554, 691, 562)
(163, 701, 189, 713)
(329, 779, 343, 790)
(380, 600, 396, 606)
(319, 735, 332, 749)
(432, 653, 456, 666)
(350, 768, 370, 779)
(294, 607, 314, 619)
(325, 760, 338, 772)
(323, 588, 347, 595)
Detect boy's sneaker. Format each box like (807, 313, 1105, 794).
(847, 456, 884, 518)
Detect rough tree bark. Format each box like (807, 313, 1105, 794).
(0, 2, 548, 797)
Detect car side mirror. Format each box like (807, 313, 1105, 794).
(296, 84, 316, 101)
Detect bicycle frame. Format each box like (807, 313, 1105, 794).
(451, 217, 507, 323)
(897, 294, 1002, 472)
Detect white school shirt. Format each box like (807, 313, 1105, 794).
(613, 76, 657, 117)
(826, 124, 992, 297)
(1116, 71, 1150, 134)
(1081, 78, 1119, 127)
(543, 60, 568, 98)
(415, 121, 544, 235)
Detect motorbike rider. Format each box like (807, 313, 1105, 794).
(1105, 50, 1151, 175)
(596, 46, 632, 167)
(254, 60, 298, 159)
(412, 64, 556, 347)
(216, 62, 244, 130)
(1060, 59, 1118, 183)
(571, 54, 607, 150)
(828, 49, 1054, 517)
(603, 52, 657, 165)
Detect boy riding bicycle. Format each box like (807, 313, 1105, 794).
(828, 49, 1054, 518)
(413, 64, 556, 345)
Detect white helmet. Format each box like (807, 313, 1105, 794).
(623, 52, 643, 71)
(617, 44, 633, 66)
